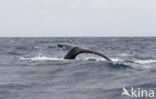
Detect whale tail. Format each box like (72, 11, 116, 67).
(57, 43, 112, 61)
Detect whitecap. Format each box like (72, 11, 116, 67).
(84, 57, 120, 62)
(135, 60, 156, 64)
(20, 56, 63, 61)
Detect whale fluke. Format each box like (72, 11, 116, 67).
(57, 43, 112, 61)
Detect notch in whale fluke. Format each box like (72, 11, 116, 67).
(57, 43, 112, 61)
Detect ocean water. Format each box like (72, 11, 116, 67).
(0, 37, 156, 99)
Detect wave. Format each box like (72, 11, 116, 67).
(20, 56, 121, 62)
(133, 59, 156, 69)
(83, 57, 121, 62)
(20, 56, 64, 61)
(135, 60, 156, 64)
(20, 56, 156, 69)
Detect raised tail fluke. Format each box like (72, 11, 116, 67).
(81, 49, 112, 61)
(57, 43, 112, 61)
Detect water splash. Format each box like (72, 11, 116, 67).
(60, 48, 63, 58)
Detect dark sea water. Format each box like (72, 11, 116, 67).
(0, 37, 156, 99)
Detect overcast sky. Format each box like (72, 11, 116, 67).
(0, 0, 156, 37)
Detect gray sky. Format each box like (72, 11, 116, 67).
(0, 0, 156, 37)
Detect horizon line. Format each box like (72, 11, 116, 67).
(0, 36, 156, 38)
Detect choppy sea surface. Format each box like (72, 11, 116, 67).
(0, 37, 156, 99)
